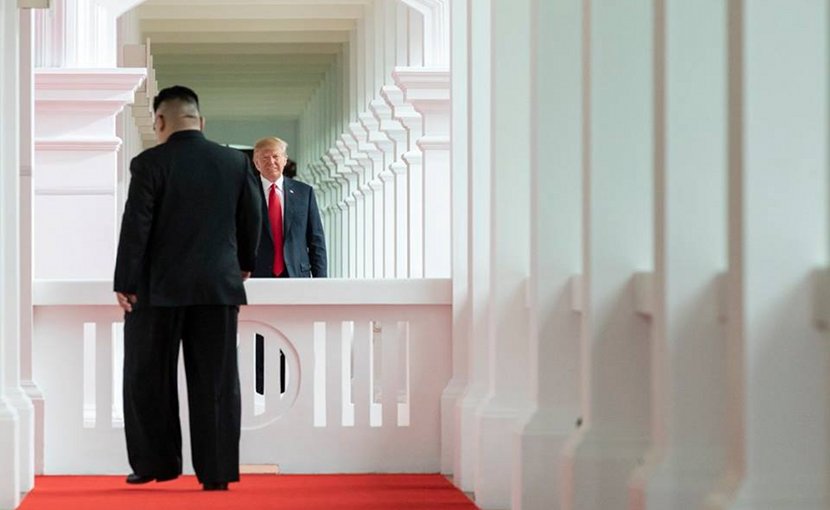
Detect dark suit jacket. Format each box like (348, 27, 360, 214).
(253, 175, 327, 278)
(114, 130, 262, 306)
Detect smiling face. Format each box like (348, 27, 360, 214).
(254, 147, 286, 182)
(253, 138, 289, 182)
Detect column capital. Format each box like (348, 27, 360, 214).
(393, 67, 450, 113)
(35, 68, 146, 116)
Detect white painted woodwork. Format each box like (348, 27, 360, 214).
(629, 1, 730, 509)
(33, 280, 450, 474)
(514, 1, 583, 509)
(563, 2, 655, 509)
(0, 2, 23, 507)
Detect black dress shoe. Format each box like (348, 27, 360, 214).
(126, 473, 153, 484)
(202, 482, 229, 491)
(126, 473, 179, 484)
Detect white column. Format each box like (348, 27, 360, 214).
(360, 112, 393, 278)
(329, 148, 353, 278)
(378, 85, 412, 278)
(19, 5, 45, 481)
(514, 1, 584, 509)
(369, 96, 404, 278)
(0, 1, 23, 507)
(454, 0, 491, 492)
(628, 1, 730, 509)
(335, 141, 361, 278)
(3, 7, 39, 495)
(341, 133, 370, 278)
(34, 69, 145, 280)
(472, 0, 534, 507)
(391, 160, 409, 278)
(399, 0, 450, 67)
(321, 156, 340, 277)
(708, 1, 830, 509)
(563, 1, 654, 509)
(394, 68, 451, 278)
(348, 121, 383, 278)
(34, 0, 117, 68)
(381, 84, 423, 277)
(440, 0, 469, 477)
(327, 150, 349, 277)
(378, 168, 395, 279)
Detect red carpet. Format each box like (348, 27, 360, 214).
(19, 474, 479, 510)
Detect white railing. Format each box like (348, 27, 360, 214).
(33, 278, 451, 475)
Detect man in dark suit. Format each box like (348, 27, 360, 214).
(251, 137, 327, 278)
(114, 86, 261, 491)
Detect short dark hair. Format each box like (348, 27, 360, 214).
(153, 85, 200, 113)
(284, 159, 297, 179)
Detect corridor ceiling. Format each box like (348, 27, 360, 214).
(134, 0, 371, 120)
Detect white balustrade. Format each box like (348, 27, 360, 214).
(32, 279, 451, 475)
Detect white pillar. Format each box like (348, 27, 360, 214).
(708, 1, 830, 509)
(3, 7, 38, 495)
(394, 68, 451, 278)
(329, 148, 353, 278)
(563, 1, 655, 508)
(335, 141, 361, 278)
(359, 111, 395, 278)
(472, 0, 534, 507)
(368, 97, 407, 258)
(381, 84, 423, 277)
(33, 69, 145, 280)
(441, 0, 470, 478)
(628, 1, 730, 509)
(341, 132, 370, 278)
(378, 85, 412, 278)
(454, 0, 491, 492)
(0, 1, 23, 507)
(34, 0, 117, 68)
(391, 161, 409, 278)
(514, 1, 584, 509)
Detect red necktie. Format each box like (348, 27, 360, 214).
(268, 183, 285, 276)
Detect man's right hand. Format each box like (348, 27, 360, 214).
(116, 292, 137, 313)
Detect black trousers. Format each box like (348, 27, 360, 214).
(123, 305, 241, 484)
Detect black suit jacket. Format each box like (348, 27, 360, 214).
(114, 130, 262, 306)
(253, 175, 327, 278)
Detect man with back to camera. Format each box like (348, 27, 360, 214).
(251, 136, 327, 278)
(114, 85, 261, 491)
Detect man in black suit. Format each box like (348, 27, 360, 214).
(251, 137, 327, 278)
(114, 86, 261, 491)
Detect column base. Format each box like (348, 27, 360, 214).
(561, 426, 649, 510)
(514, 411, 574, 510)
(21, 380, 44, 475)
(474, 400, 526, 510)
(453, 384, 487, 491)
(717, 476, 830, 510)
(4, 386, 34, 493)
(0, 397, 20, 510)
(629, 450, 724, 510)
(440, 377, 466, 475)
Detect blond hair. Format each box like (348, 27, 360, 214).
(253, 137, 288, 155)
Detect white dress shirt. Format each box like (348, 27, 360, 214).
(260, 175, 285, 229)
